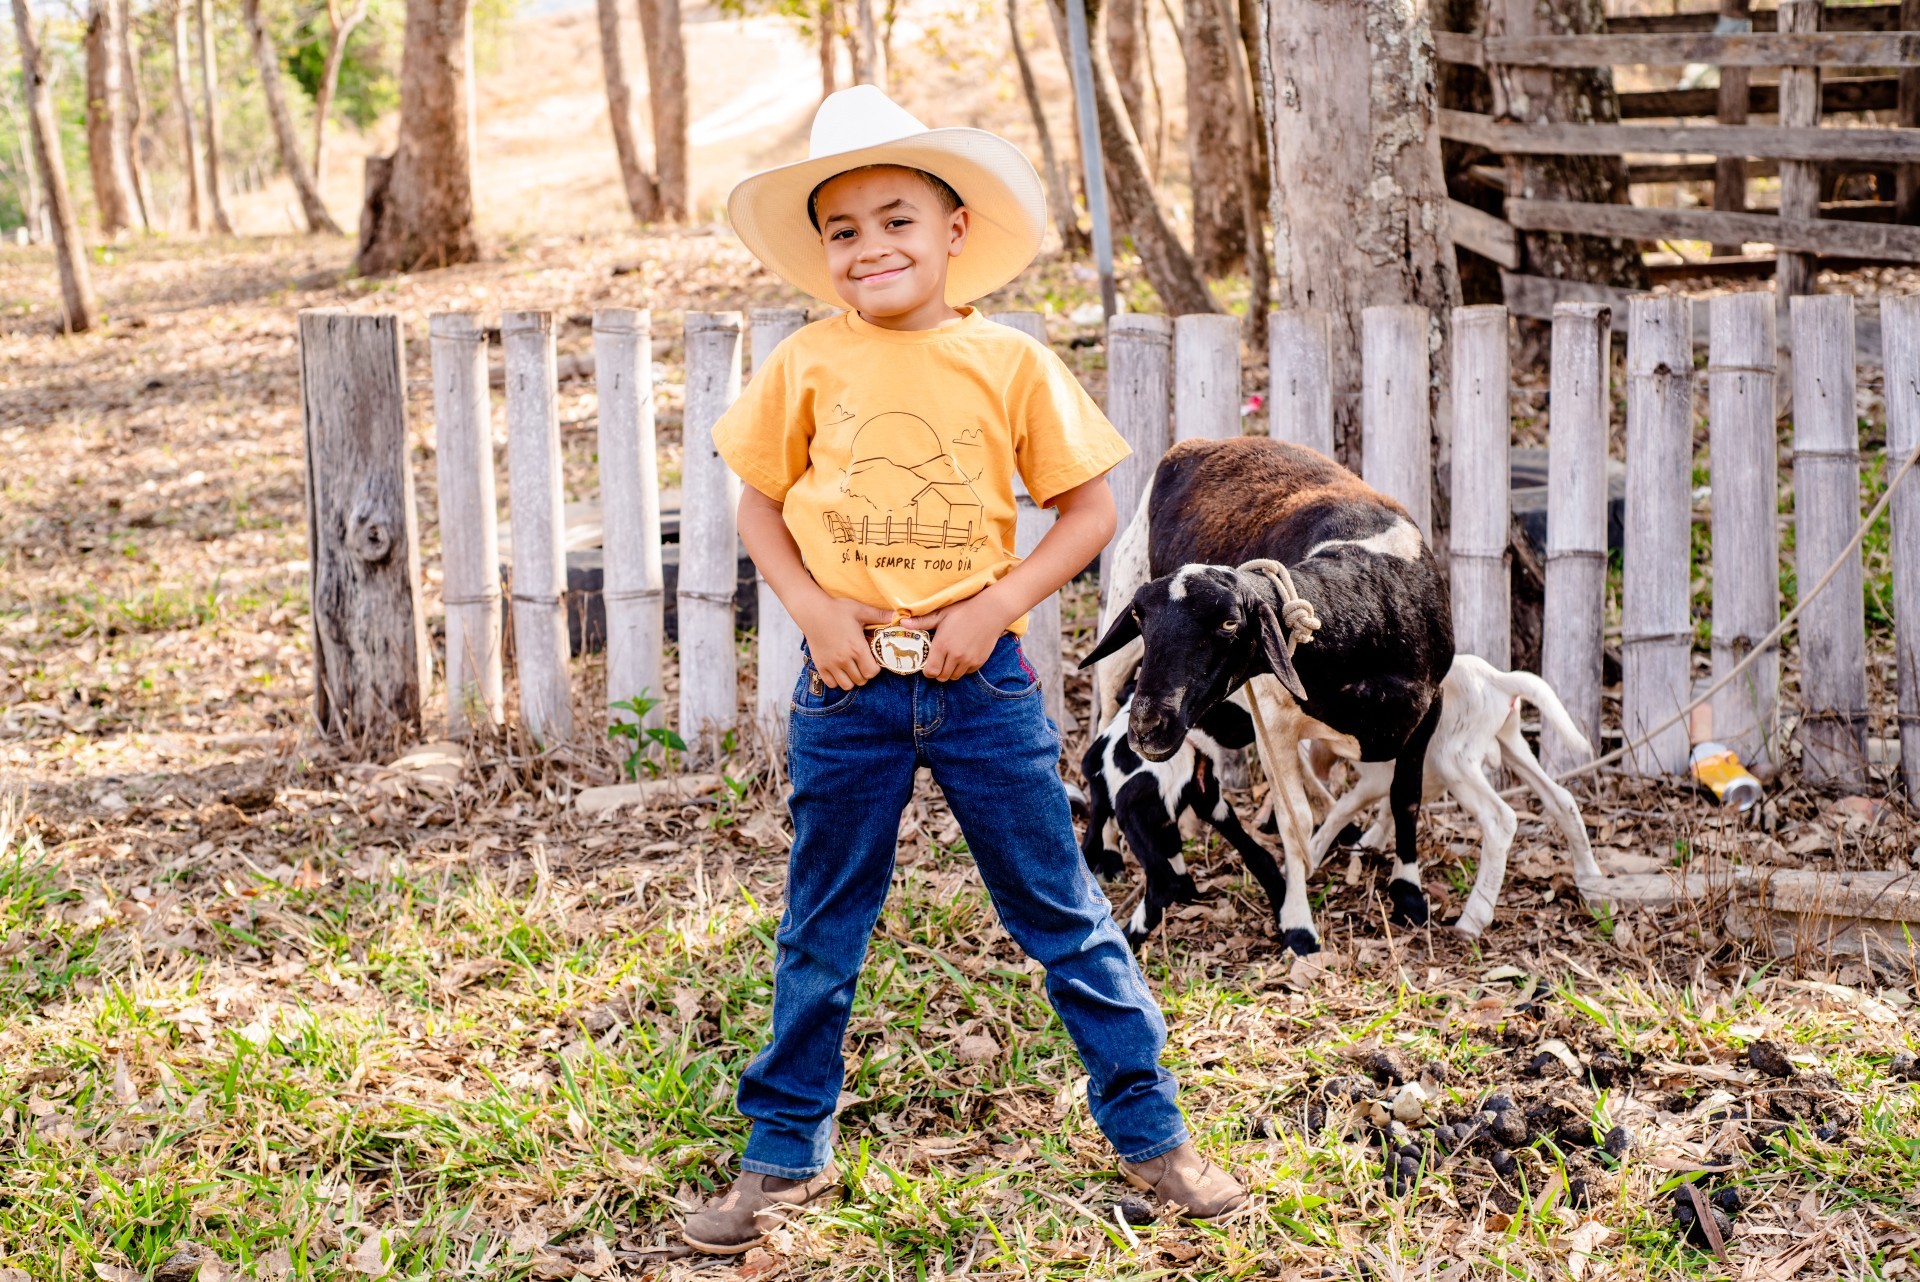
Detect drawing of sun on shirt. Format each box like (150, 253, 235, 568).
(823, 412, 990, 551)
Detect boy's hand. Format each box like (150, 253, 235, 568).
(796, 595, 894, 689)
(901, 592, 1019, 682)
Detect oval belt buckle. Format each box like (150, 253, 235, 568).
(870, 625, 932, 675)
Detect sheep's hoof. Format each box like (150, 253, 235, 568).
(1448, 914, 1488, 939)
(1386, 880, 1429, 927)
(1334, 822, 1366, 847)
(1279, 927, 1321, 957)
(1089, 853, 1126, 882)
(1171, 872, 1201, 902)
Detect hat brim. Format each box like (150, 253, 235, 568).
(727, 128, 1047, 308)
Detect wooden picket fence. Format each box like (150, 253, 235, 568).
(297, 294, 1920, 802)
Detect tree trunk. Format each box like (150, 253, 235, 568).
(1490, 0, 1644, 291)
(1009, 0, 1090, 254)
(817, 0, 838, 98)
(354, 0, 476, 270)
(597, 0, 659, 221)
(241, 0, 344, 235)
(847, 0, 877, 82)
(639, 0, 687, 221)
(1235, 0, 1268, 219)
(314, 0, 368, 188)
(84, 0, 138, 234)
(1183, 0, 1245, 276)
(12, 0, 99, 330)
(1107, 0, 1153, 171)
(1050, 0, 1215, 314)
(1215, 0, 1268, 345)
(194, 0, 234, 233)
(120, 0, 155, 230)
(881, 0, 898, 89)
(1259, 0, 1460, 498)
(169, 0, 205, 231)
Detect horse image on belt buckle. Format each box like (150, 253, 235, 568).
(870, 625, 932, 675)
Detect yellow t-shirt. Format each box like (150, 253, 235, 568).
(712, 308, 1130, 633)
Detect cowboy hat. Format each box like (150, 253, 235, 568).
(727, 85, 1047, 308)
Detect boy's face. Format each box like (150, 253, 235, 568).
(814, 167, 970, 325)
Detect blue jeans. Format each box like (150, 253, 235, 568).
(735, 634, 1189, 1178)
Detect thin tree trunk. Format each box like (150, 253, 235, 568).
(1235, 0, 1268, 223)
(194, 0, 234, 233)
(355, 0, 478, 270)
(1107, 0, 1152, 171)
(85, 0, 137, 233)
(1049, 0, 1215, 314)
(313, 0, 367, 188)
(850, 0, 877, 82)
(817, 0, 838, 98)
(1259, 0, 1460, 505)
(880, 0, 897, 90)
(12, 0, 99, 330)
(639, 0, 687, 221)
(241, 0, 344, 235)
(1140, 0, 1166, 181)
(120, 0, 154, 230)
(597, 0, 659, 221)
(1183, 0, 1245, 275)
(1009, 0, 1089, 254)
(169, 0, 204, 231)
(1216, 0, 1268, 345)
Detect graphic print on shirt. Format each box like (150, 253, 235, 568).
(821, 410, 991, 554)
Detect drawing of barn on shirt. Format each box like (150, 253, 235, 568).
(823, 411, 989, 550)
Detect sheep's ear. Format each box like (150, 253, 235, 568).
(1254, 598, 1309, 702)
(1079, 606, 1141, 669)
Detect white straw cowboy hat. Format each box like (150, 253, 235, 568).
(728, 85, 1046, 307)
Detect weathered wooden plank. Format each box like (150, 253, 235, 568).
(299, 310, 429, 747)
(1434, 29, 1484, 66)
(1618, 76, 1898, 118)
(595, 307, 666, 732)
(748, 307, 810, 759)
(1268, 309, 1336, 457)
(1103, 314, 1172, 601)
(679, 312, 744, 762)
(1621, 295, 1695, 776)
(1610, 4, 1902, 34)
(1886, 296, 1920, 803)
(1503, 198, 1920, 263)
(1481, 31, 1920, 67)
(1791, 294, 1871, 785)
(1715, 0, 1754, 256)
(1449, 305, 1511, 666)
(1779, 0, 1825, 317)
(1173, 313, 1241, 443)
(1440, 111, 1920, 164)
(428, 312, 502, 738)
(1361, 305, 1433, 538)
(1900, 0, 1920, 219)
(1707, 293, 1782, 764)
(991, 310, 1071, 733)
(503, 310, 574, 747)
(1448, 199, 1521, 270)
(1541, 302, 1611, 774)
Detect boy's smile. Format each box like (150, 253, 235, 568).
(814, 167, 970, 331)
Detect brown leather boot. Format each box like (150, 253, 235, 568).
(1118, 1142, 1248, 1218)
(680, 1166, 842, 1254)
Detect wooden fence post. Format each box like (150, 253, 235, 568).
(992, 310, 1071, 733)
(503, 310, 574, 747)
(428, 312, 503, 737)
(1541, 301, 1611, 774)
(594, 307, 665, 731)
(1776, 0, 1822, 322)
(1707, 292, 1781, 764)
(1173, 313, 1241, 442)
(1622, 294, 1694, 776)
(1449, 304, 1510, 666)
(298, 310, 428, 747)
(1901, 0, 1920, 224)
(680, 312, 745, 762)
(1269, 309, 1335, 457)
(1791, 293, 1869, 784)
(1711, 0, 1751, 257)
(750, 306, 809, 757)
(1103, 314, 1172, 599)
(1361, 304, 1433, 537)
(1885, 295, 1920, 801)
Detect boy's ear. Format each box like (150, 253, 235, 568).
(948, 206, 969, 257)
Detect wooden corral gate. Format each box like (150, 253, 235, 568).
(297, 297, 1920, 805)
(1438, 0, 1920, 319)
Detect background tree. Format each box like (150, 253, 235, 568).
(639, 0, 686, 221)
(119, 0, 155, 228)
(1105, 0, 1152, 172)
(169, 0, 205, 229)
(241, 0, 342, 233)
(11, 0, 99, 329)
(1181, 0, 1243, 276)
(310, 0, 368, 183)
(85, 0, 140, 233)
(596, 0, 659, 221)
(815, 0, 837, 98)
(1008, 0, 1087, 254)
(356, 0, 478, 270)
(195, 0, 235, 233)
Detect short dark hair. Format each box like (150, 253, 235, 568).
(807, 165, 964, 231)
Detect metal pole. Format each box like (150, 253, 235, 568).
(1064, 0, 1117, 318)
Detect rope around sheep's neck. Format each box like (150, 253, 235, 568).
(1239, 558, 1322, 654)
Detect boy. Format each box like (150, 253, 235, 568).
(685, 85, 1246, 1255)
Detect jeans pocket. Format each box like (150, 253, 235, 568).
(792, 661, 860, 716)
(970, 637, 1041, 700)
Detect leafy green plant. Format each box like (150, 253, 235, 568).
(607, 691, 686, 779)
